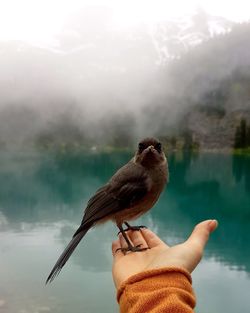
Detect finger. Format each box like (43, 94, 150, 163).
(187, 220, 218, 251)
(119, 232, 131, 249)
(129, 229, 148, 249)
(112, 239, 123, 259)
(141, 228, 168, 248)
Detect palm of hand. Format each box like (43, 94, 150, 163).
(112, 220, 217, 289)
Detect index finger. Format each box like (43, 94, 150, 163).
(141, 228, 168, 248)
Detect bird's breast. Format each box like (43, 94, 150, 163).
(112, 187, 161, 225)
(113, 165, 167, 225)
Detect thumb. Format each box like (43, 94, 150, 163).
(187, 219, 218, 251)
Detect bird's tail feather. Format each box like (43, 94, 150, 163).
(46, 224, 91, 284)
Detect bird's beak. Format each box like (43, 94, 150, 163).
(146, 145, 154, 152)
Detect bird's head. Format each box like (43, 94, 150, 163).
(134, 137, 166, 167)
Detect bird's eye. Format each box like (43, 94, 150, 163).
(138, 143, 145, 152)
(155, 142, 162, 152)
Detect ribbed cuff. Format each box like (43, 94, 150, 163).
(117, 266, 192, 302)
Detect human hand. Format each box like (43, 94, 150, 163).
(112, 219, 218, 289)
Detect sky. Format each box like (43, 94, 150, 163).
(0, 0, 249, 46)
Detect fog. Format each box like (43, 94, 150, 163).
(0, 3, 250, 147)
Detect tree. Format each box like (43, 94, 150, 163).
(183, 130, 193, 150)
(246, 126, 250, 147)
(234, 118, 247, 148)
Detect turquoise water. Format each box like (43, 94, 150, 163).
(0, 149, 249, 313)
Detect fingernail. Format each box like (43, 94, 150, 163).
(208, 219, 218, 231)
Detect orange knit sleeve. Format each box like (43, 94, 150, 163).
(117, 267, 196, 313)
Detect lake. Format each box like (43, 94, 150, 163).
(0, 149, 249, 313)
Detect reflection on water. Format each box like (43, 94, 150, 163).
(0, 149, 249, 313)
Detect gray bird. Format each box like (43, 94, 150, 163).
(46, 137, 168, 283)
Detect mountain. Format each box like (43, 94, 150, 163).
(150, 9, 233, 64)
(146, 22, 250, 150)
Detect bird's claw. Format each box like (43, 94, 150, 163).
(125, 225, 147, 231)
(115, 244, 150, 255)
(117, 225, 147, 236)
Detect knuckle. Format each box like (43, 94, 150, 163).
(193, 243, 203, 260)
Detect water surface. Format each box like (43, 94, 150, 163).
(0, 149, 249, 313)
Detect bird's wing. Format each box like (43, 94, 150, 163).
(74, 163, 151, 236)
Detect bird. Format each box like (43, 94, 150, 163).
(46, 137, 168, 283)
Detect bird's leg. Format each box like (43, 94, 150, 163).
(117, 222, 147, 235)
(124, 221, 147, 232)
(117, 225, 134, 250)
(116, 224, 149, 254)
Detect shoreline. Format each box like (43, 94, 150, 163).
(1, 143, 250, 156)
